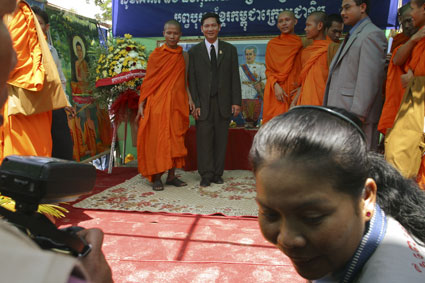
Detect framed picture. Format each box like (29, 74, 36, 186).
(157, 36, 274, 127)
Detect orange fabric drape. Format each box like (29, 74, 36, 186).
(0, 1, 54, 162)
(391, 33, 409, 53)
(296, 39, 331, 106)
(262, 34, 302, 123)
(7, 1, 44, 91)
(96, 107, 112, 148)
(83, 118, 97, 157)
(0, 100, 52, 160)
(137, 45, 189, 181)
(67, 115, 85, 162)
(378, 45, 407, 135)
(327, 41, 340, 68)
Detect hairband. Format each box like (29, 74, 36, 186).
(290, 105, 367, 142)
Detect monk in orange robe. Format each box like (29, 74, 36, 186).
(378, 4, 418, 135)
(136, 20, 194, 191)
(386, 0, 425, 188)
(294, 12, 331, 106)
(0, 1, 68, 162)
(262, 11, 302, 123)
(390, 4, 416, 53)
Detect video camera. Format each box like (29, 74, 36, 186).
(0, 155, 97, 257)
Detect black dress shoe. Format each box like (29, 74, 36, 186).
(200, 177, 211, 187)
(212, 176, 224, 184)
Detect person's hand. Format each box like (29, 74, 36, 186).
(274, 83, 286, 102)
(290, 87, 299, 97)
(135, 101, 145, 122)
(77, 228, 113, 283)
(64, 106, 76, 118)
(254, 82, 263, 93)
(188, 99, 195, 115)
(232, 105, 241, 117)
(401, 69, 414, 89)
(194, 108, 201, 120)
(410, 28, 425, 44)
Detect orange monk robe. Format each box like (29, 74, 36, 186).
(67, 115, 85, 162)
(378, 45, 407, 135)
(96, 107, 112, 147)
(0, 2, 53, 161)
(296, 39, 331, 106)
(327, 37, 340, 68)
(137, 44, 189, 181)
(390, 33, 409, 53)
(262, 34, 302, 123)
(405, 36, 425, 189)
(6, 2, 44, 91)
(83, 117, 97, 156)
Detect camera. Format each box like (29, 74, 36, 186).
(0, 155, 97, 257)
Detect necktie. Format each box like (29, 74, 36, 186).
(341, 33, 350, 51)
(210, 45, 218, 96)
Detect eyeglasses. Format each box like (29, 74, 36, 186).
(340, 4, 352, 12)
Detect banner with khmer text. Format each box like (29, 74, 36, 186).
(112, 0, 399, 37)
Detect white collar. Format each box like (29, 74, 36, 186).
(205, 39, 218, 57)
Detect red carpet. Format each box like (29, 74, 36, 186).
(57, 168, 304, 282)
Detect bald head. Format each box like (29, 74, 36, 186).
(278, 10, 296, 20)
(164, 20, 182, 32)
(308, 11, 327, 25)
(398, 3, 417, 37)
(305, 12, 327, 40)
(277, 10, 297, 34)
(412, 0, 425, 5)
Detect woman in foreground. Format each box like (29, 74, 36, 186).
(250, 106, 425, 282)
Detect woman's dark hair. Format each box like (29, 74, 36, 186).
(250, 107, 425, 244)
(368, 152, 425, 244)
(250, 107, 368, 198)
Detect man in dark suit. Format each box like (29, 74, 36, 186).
(323, 0, 387, 150)
(188, 13, 242, 187)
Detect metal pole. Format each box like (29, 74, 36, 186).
(122, 109, 128, 165)
(108, 122, 117, 174)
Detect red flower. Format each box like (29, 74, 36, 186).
(106, 196, 128, 204)
(111, 188, 126, 193)
(126, 46, 131, 51)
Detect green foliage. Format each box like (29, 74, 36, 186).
(86, 0, 112, 22)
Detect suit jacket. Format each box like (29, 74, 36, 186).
(188, 40, 242, 120)
(323, 18, 387, 124)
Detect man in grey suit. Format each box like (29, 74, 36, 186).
(323, 0, 387, 150)
(189, 13, 242, 187)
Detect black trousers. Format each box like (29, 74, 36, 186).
(196, 96, 229, 179)
(51, 108, 73, 160)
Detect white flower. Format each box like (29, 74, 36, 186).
(136, 63, 143, 69)
(128, 50, 138, 58)
(119, 58, 125, 62)
(114, 65, 122, 74)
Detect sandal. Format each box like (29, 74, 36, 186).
(165, 177, 187, 187)
(152, 180, 164, 191)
